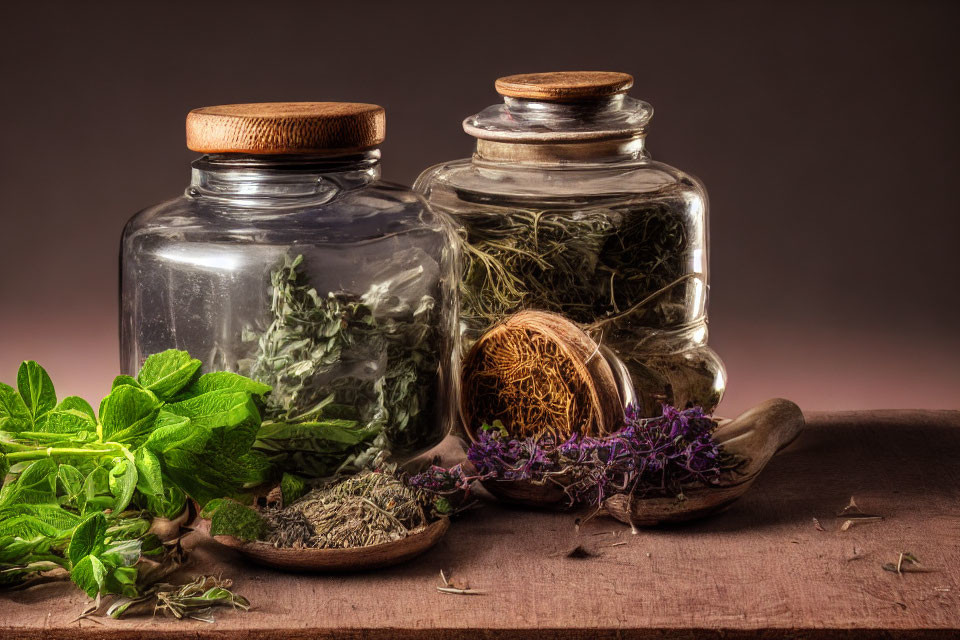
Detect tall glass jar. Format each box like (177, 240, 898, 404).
(415, 72, 725, 416)
(121, 102, 459, 477)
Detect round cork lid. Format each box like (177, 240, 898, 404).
(186, 102, 386, 154)
(495, 71, 633, 101)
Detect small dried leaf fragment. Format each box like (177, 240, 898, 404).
(882, 551, 933, 575)
(836, 497, 882, 521)
(812, 517, 825, 531)
(437, 570, 485, 596)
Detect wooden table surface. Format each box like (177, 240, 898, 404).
(2, 410, 959, 639)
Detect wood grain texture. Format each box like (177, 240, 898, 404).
(2, 410, 959, 639)
(495, 72, 634, 101)
(186, 102, 386, 154)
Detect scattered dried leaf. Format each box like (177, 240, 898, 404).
(836, 497, 882, 521)
(812, 517, 825, 531)
(882, 551, 933, 575)
(437, 570, 485, 596)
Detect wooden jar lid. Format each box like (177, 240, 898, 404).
(186, 102, 386, 154)
(494, 71, 633, 101)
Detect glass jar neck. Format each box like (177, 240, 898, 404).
(188, 149, 381, 202)
(502, 95, 628, 122)
(465, 94, 653, 166)
(474, 135, 647, 165)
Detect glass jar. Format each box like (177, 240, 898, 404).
(415, 73, 725, 416)
(121, 102, 459, 477)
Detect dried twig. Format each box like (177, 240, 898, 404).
(836, 497, 882, 521)
(882, 552, 935, 575)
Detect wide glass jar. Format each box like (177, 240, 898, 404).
(121, 102, 459, 477)
(415, 72, 725, 416)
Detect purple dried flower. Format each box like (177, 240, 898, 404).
(408, 405, 738, 506)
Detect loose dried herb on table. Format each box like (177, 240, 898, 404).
(242, 254, 442, 478)
(0, 350, 267, 605)
(410, 405, 739, 506)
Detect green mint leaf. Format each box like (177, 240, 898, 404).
(134, 447, 163, 496)
(136, 349, 201, 400)
(98, 384, 161, 444)
(108, 458, 138, 512)
(16, 361, 56, 421)
(70, 553, 106, 598)
(280, 473, 306, 504)
(206, 499, 265, 541)
(68, 512, 107, 565)
(57, 464, 85, 502)
(144, 487, 187, 520)
(55, 396, 96, 420)
(0, 512, 64, 538)
(144, 412, 209, 454)
(36, 408, 97, 434)
(164, 390, 261, 432)
(100, 539, 142, 568)
(0, 382, 32, 432)
(102, 564, 139, 598)
(0, 503, 79, 534)
(111, 375, 141, 390)
(81, 466, 111, 514)
(0, 459, 57, 507)
(177, 371, 271, 400)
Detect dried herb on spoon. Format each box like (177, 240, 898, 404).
(204, 466, 445, 549)
(410, 405, 739, 507)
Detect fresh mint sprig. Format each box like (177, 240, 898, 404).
(0, 350, 271, 599)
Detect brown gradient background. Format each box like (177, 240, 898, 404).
(1, 1, 957, 415)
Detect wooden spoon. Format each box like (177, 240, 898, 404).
(604, 398, 804, 526)
(204, 518, 450, 572)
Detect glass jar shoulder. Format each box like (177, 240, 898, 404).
(415, 156, 707, 206)
(123, 181, 448, 246)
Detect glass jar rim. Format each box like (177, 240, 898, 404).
(463, 95, 653, 144)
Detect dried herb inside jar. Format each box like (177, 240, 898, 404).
(447, 187, 723, 413)
(453, 194, 696, 338)
(241, 254, 442, 477)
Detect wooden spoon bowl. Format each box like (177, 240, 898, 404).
(201, 518, 450, 572)
(604, 398, 805, 527)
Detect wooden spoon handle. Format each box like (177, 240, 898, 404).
(714, 398, 805, 480)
